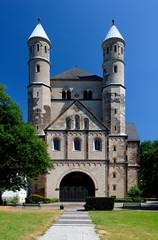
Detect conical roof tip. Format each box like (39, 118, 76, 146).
(28, 20, 51, 44)
(103, 21, 125, 42)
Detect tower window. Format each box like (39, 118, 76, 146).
(113, 146, 116, 151)
(106, 47, 109, 54)
(52, 138, 60, 151)
(74, 138, 81, 151)
(45, 46, 47, 53)
(121, 47, 123, 54)
(113, 172, 116, 178)
(112, 185, 116, 190)
(37, 44, 40, 52)
(114, 109, 117, 114)
(36, 64, 40, 73)
(113, 158, 117, 163)
(114, 45, 117, 52)
(94, 138, 102, 151)
(114, 65, 118, 73)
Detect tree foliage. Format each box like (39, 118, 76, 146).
(0, 85, 53, 203)
(140, 140, 158, 198)
(128, 185, 141, 198)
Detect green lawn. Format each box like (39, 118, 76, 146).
(90, 210, 158, 240)
(0, 206, 62, 240)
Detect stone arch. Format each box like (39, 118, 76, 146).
(56, 169, 98, 190)
(58, 170, 96, 202)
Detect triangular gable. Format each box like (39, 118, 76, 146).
(51, 67, 102, 81)
(45, 99, 109, 131)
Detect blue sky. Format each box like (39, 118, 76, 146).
(0, 0, 158, 141)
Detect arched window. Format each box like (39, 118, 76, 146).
(62, 89, 71, 100)
(83, 90, 93, 100)
(106, 47, 109, 54)
(52, 138, 60, 151)
(113, 172, 116, 178)
(75, 115, 80, 129)
(114, 45, 117, 52)
(113, 145, 116, 151)
(37, 44, 40, 52)
(113, 158, 117, 163)
(84, 118, 89, 130)
(62, 91, 66, 99)
(67, 90, 71, 100)
(94, 138, 102, 151)
(121, 47, 123, 54)
(36, 64, 40, 73)
(74, 138, 81, 151)
(89, 91, 92, 100)
(83, 91, 88, 100)
(45, 46, 47, 53)
(66, 117, 71, 129)
(114, 65, 118, 73)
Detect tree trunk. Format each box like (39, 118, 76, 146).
(0, 191, 3, 205)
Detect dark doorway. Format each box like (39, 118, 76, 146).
(59, 171, 95, 202)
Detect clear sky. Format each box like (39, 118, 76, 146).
(0, 0, 158, 141)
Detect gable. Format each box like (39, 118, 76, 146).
(51, 67, 102, 81)
(45, 100, 109, 131)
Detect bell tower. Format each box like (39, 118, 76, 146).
(27, 19, 51, 134)
(102, 20, 126, 134)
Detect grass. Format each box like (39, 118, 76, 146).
(90, 210, 158, 240)
(0, 206, 62, 240)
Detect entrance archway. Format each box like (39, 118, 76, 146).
(59, 171, 95, 202)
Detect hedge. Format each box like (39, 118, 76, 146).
(85, 197, 115, 210)
(26, 194, 51, 203)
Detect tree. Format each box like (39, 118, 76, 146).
(128, 185, 141, 198)
(140, 140, 158, 198)
(0, 85, 53, 204)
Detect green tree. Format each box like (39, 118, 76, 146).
(140, 140, 158, 198)
(128, 185, 141, 198)
(0, 85, 53, 204)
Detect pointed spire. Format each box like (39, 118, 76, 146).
(103, 20, 125, 43)
(112, 19, 115, 25)
(28, 19, 51, 45)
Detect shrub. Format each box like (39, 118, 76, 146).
(128, 185, 142, 198)
(85, 197, 114, 211)
(50, 198, 59, 203)
(6, 197, 19, 204)
(115, 198, 133, 203)
(26, 194, 51, 203)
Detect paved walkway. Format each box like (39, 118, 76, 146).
(37, 207, 100, 240)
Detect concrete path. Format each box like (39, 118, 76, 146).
(37, 208, 100, 240)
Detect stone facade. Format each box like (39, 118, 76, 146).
(27, 20, 140, 200)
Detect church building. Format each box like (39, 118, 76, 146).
(27, 20, 140, 201)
